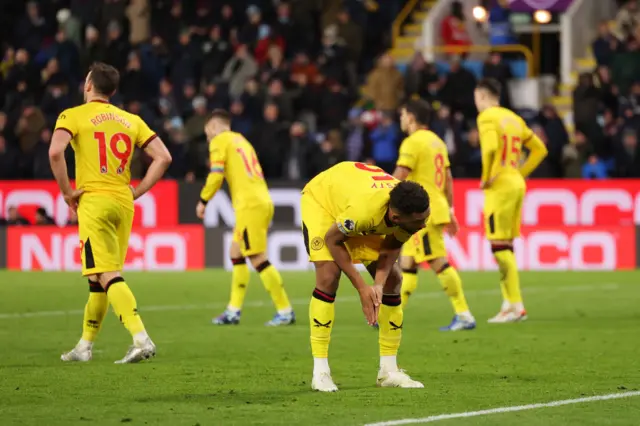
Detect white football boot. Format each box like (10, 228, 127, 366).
(377, 370, 424, 388)
(61, 346, 92, 362)
(487, 309, 528, 324)
(114, 337, 156, 364)
(311, 372, 339, 392)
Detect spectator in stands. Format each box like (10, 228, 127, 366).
(0, 134, 19, 179)
(222, 44, 258, 98)
(614, 127, 640, 177)
(488, 0, 516, 48)
(441, 1, 471, 55)
(33, 128, 53, 180)
(369, 111, 400, 173)
(404, 53, 428, 100)
(126, 0, 151, 46)
(482, 51, 512, 109)
(593, 21, 618, 67)
(595, 65, 619, 114)
(364, 53, 404, 111)
(561, 132, 585, 177)
(337, 8, 364, 63)
(230, 100, 253, 136)
(255, 26, 286, 65)
(251, 103, 288, 178)
(35, 207, 55, 225)
(582, 154, 608, 179)
(185, 96, 209, 145)
(573, 73, 602, 140)
(317, 129, 345, 171)
(458, 126, 482, 178)
(6, 206, 29, 226)
(240, 5, 263, 49)
(440, 56, 477, 117)
(613, 0, 640, 41)
(538, 105, 569, 178)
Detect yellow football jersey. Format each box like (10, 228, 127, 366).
(200, 131, 272, 209)
(54, 100, 156, 205)
(302, 161, 412, 243)
(477, 106, 539, 189)
(396, 129, 451, 225)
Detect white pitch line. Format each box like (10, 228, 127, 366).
(0, 283, 618, 320)
(364, 391, 640, 426)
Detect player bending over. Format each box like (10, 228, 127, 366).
(394, 100, 476, 331)
(196, 110, 295, 326)
(475, 78, 548, 323)
(302, 161, 429, 392)
(52, 62, 172, 363)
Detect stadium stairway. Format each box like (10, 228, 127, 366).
(390, 0, 438, 63)
(547, 50, 596, 141)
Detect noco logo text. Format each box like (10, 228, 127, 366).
(7, 227, 204, 271)
(0, 181, 178, 227)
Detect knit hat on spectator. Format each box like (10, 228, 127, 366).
(247, 5, 261, 17)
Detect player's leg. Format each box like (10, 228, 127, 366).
(61, 201, 109, 362)
(212, 240, 248, 325)
(309, 260, 341, 392)
(104, 204, 155, 363)
(399, 236, 419, 308)
(486, 189, 526, 323)
(302, 193, 340, 391)
(366, 262, 423, 388)
(422, 224, 475, 331)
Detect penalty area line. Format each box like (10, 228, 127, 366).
(363, 391, 640, 426)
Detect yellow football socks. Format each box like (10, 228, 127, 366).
(401, 268, 418, 308)
(80, 280, 109, 342)
(105, 277, 146, 336)
(437, 264, 470, 315)
(378, 294, 403, 358)
(309, 288, 335, 359)
(257, 261, 292, 313)
(493, 246, 523, 306)
(228, 258, 250, 311)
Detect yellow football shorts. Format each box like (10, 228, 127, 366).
(401, 221, 447, 263)
(233, 203, 274, 257)
(301, 192, 382, 263)
(483, 186, 525, 241)
(78, 194, 134, 276)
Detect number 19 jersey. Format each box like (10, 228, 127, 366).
(54, 100, 156, 205)
(396, 130, 451, 225)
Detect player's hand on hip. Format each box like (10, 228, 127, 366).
(63, 189, 84, 212)
(446, 214, 460, 236)
(359, 285, 380, 326)
(196, 201, 206, 220)
(129, 185, 139, 200)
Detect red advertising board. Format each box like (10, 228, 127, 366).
(445, 226, 636, 271)
(6, 226, 204, 272)
(453, 180, 640, 228)
(0, 180, 178, 227)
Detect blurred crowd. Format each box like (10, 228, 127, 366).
(0, 0, 637, 186)
(0, 0, 404, 182)
(572, 0, 640, 178)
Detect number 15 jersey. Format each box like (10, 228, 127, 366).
(200, 131, 272, 210)
(396, 129, 451, 225)
(54, 100, 157, 205)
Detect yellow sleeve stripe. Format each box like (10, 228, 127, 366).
(211, 161, 225, 165)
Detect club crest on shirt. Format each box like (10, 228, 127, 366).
(337, 219, 355, 234)
(311, 237, 324, 251)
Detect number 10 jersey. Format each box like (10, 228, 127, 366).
(54, 99, 157, 206)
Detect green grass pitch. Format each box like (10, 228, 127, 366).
(1, 270, 639, 425)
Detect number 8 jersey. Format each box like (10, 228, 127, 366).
(54, 100, 156, 204)
(200, 131, 272, 210)
(396, 129, 451, 226)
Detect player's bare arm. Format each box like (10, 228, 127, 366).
(373, 234, 404, 299)
(392, 165, 411, 181)
(132, 137, 172, 200)
(49, 129, 83, 210)
(444, 169, 459, 235)
(324, 224, 380, 325)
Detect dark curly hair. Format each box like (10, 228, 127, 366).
(389, 181, 430, 215)
(476, 78, 502, 98)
